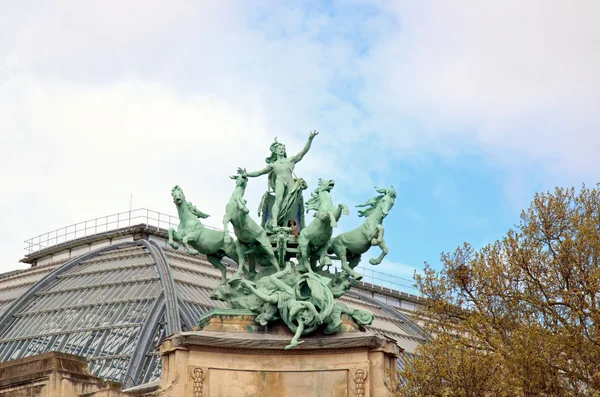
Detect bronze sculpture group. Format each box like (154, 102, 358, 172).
(168, 132, 396, 349)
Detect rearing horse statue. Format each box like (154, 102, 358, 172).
(223, 174, 279, 278)
(298, 179, 349, 273)
(328, 186, 396, 280)
(168, 185, 237, 283)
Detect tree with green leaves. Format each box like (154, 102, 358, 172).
(398, 185, 600, 397)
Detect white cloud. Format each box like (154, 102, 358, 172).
(1, 1, 599, 274)
(0, 77, 268, 269)
(0, 76, 361, 273)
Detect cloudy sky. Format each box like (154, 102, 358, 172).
(1, 1, 598, 284)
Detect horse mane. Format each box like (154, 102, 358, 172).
(356, 195, 383, 218)
(187, 201, 210, 219)
(172, 186, 210, 219)
(305, 178, 324, 213)
(306, 190, 321, 212)
(356, 186, 396, 218)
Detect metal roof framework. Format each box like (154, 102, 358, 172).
(0, 236, 427, 388)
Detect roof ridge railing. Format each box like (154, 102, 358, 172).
(23, 208, 217, 255)
(24, 208, 421, 297)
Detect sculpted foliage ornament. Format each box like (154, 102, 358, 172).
(170, 131, 395, 348)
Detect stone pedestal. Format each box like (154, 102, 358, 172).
(157, 310, 400, 397)
(0, 351, 128, 397)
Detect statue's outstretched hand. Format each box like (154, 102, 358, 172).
(237, 167, 247, 177)
(309, 130, 319, 140)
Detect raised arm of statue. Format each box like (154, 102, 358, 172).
(290, 130, 319, 164)
(238, 166, 271, 178)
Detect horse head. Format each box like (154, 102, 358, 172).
(230, 173, 248, 189)
(317, 178, 335, 192)
(307, 179, 336, 213)
(357, 186, 397, 219)
(378, 186, 397, 218)
(171, 185, 185, 205)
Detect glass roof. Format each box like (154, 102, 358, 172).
(0, 236, 426, 388)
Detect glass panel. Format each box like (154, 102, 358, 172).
(21, 335, 55, 357)
(48, 267, 158, 291)
(2, 299, 154, 340)
(25, 282, 160, 314)
(96, 327, 140, 357)
(0, 301, 14, 317)
(0, 285, 35, 302)
(139, 353, 162, 384)
(6, 339, 27, 360)
(61, 330, 95, 356)
(179, 300, 216, 324)
(75, 257, 156, 274)
(0, 269, 56, 290)
(90, 357, 131, 383)
(175, 282, 215, 306)
(171, 268, 219, 289)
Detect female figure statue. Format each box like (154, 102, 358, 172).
(238, 131, 318, 230)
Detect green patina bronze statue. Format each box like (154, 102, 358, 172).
(169, 131, 397, 348)
(328, 186, 397, 279)
(222, 173, 280, 279)
(298, 178, 348, 273)
(168, 185, 238, 283)
(240, 263, 330, 349)
(241, 131, 318, 231)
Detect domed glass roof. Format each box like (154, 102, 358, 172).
(0, 229, 426, 389)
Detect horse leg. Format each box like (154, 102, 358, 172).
(338, 251, 354, 278)
(348, 254, 360, 269)
(371, 225, 384, 246)
(332, 239, 362, 280)
(256, 234, 280, 271)
(207, 254, 228, 284)
(369, 238, 388, 265)
(315, 244, 329, 271)
(182, 230, 200, 255)
(222, 213, 232, 243)
(310, 251, 319, 272)
(298, 236, 313, 274)
(247, 255, 257, 280)
(333, 204, 348, 224)
(340, 203, 349, 216)
(234, 241, 246, 277)
(168, 228, 180, 250)
(345, 254, 364, 279)
(326, 211, 337, 228)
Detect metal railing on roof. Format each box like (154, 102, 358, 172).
(24, 208, 421, 297)
(330, 262, 420, 297)
(23, 208, 220, 255)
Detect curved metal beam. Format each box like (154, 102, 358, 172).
(123, 241, 185, 387)
(121, 296, 166, 389)
(142, 241, 181, 336)
(178, 300, 196, 331)
(0, 241, 138, 336)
